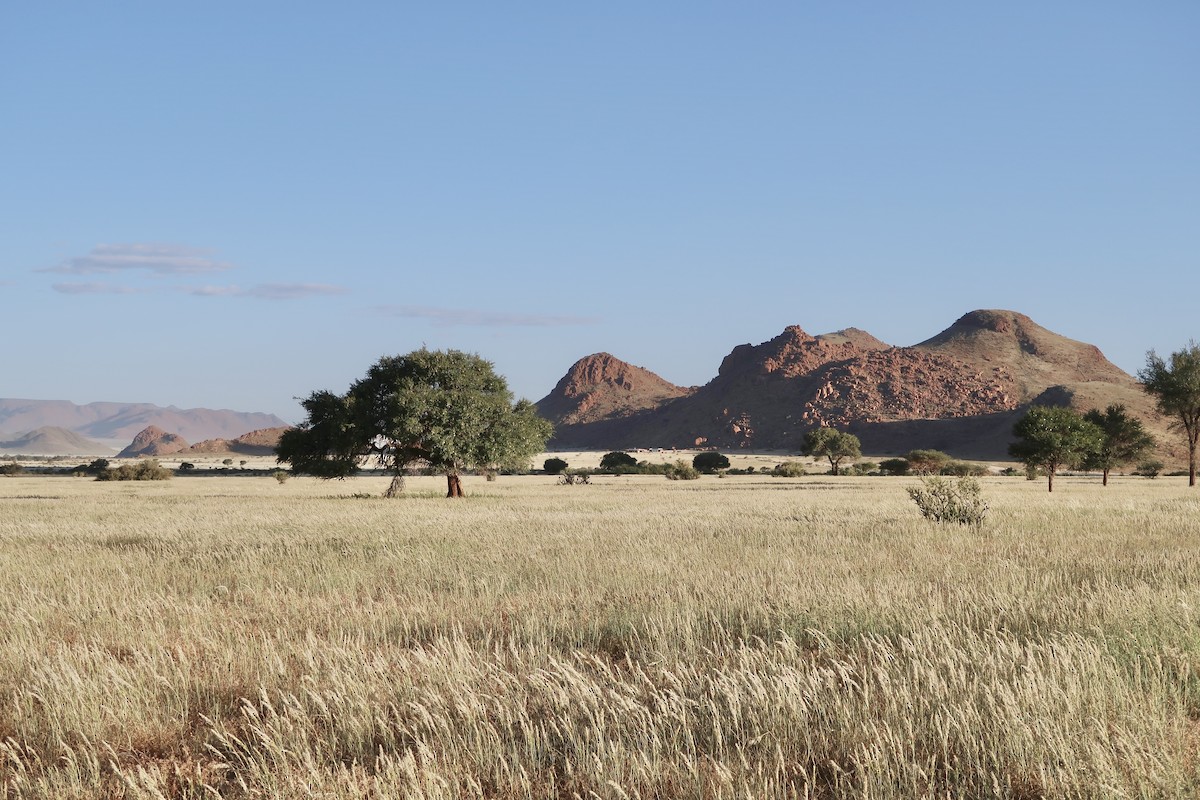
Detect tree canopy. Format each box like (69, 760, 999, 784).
(1139, 344, 1200, 486)
(1008, 406, 1102, 492)
(801, 428, 861, 475)
(692, 452, 730, 473)
(276, 349, 552, 497)
(1081, 404, 1156, 486)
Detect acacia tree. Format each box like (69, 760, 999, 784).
(1081, 404, 1156, 486)
(1139, 344, 1200, 486)
(801, 427, 861, 475)
(277, 349, 552, 498)
(1008, 406, 1103, 492)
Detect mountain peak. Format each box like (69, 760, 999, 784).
(537, 353, 690, 426)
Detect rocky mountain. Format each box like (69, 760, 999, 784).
(0, 427, 113, 455)
(539, 310, 1164, 460)
(186, 426, 291, 456)
(0, 399, 288, 444)
(117, 426, 190, 458)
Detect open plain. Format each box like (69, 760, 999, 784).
(2, 471, 1200, 798)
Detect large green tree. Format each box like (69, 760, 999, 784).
(1139, 344, 1200, 486)
(1081, 404, 1156, 486)
(801, 428, 861, 475)
(277, 349, 552, 498)
(1009, 406, 1103, 493)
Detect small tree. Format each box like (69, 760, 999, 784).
(599, 451, 638, 471)
(801, 428, 861, 475)
(903, 449, 952, 476)
(1008, 406, 1103, 492)
(1081, 404, 1156, 486)
(1139, 344, 1200, 486)
(277, 349, 552, 498)
(543, 457, 568, 475)
(878, 458, 910, 476)
(692, 452, 730, 474)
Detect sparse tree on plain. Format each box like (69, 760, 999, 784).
(277, 349, 552, 498)
(801, 428, 861, 476)
(1081, 404, 1156, 486)
(1139, 343, 1200, 486)
(1008, 406, 1103, 493)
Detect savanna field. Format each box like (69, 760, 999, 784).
(3, 471, 1200, 798)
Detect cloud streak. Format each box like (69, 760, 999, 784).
(184, 283, 347, 300)
(53, 282, 147, 295)
(374, 304, 600, 328)
(38, 243, 232, 275)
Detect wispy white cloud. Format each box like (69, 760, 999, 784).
(374, 304, 601, 328)
(183, 283, 347, 300)
(37, 243, 232, 276)
(52, 282, 147, 295)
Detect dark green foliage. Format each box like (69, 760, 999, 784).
(1139, 344, 1200, 486)
(599, 452, 639, 471)
(878, 458, 910, 476)
(273, 469, 290, 484)
(907, 477, 988, 527)
(96, 460, 173, 481)
(543, 457, 569, 475)
(1081, 404, 1156, 486)
(772, 462, 807, 477)
(277, 349, 552, 497)
(801, 428, 862, 476)
(846, 461, 878, 476)
(178, 462, 196, 472)
(692, 452, 730, 473)
(0, 462, 23, 476)
(1009, 406, 1103, 492)
(903, 450, 952, 475)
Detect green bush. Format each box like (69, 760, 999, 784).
(96, 460, 173, 482)
(1135, 460, 1164, 478)
(772, 462, 807, 477)
(665, 460, 700, 480)
(879, 458, 910, 476)
(903, 450, 953, 475)
(907, 477, 987, 527)
(692, 452, 730, 474)
(558, 470, 591, 485)
(847, 461, 878, 476)
(0, 462, 23, 476)
(543, 457, 569, 475)
(599, 452, 638, 471)
(274, 469, 290, 483)
(940, 461, 988, 477)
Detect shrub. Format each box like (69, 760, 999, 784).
(907, 477, 988, 527)
(96, 460, 173, 482)
(1136, 460, 1164, 478)
(692, 452, 730, 474)
(543, 457, 568, 475)
(940, 460, 988, 477)
(665, 460, 700, 480)
(847, 461, 878, 476)
(879, 458, 910, 476)
(0, 462, 23, 476)
(903, 450, 952, 475)
(599, 452, 638, 471)
(274, 470, 290, 484)
(178, 462, 196, 472)
(772, 462, 807, 477)
(558, 471, 591, 485)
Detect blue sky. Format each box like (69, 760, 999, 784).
(3, 3, 1197, 422)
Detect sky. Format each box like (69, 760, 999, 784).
(3, 3, 1197, 423)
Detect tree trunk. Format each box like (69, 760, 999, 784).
(384, 474, 405, 498)
(446, 473, 464, 498)
(1191, 447, 1196, 487)
(1047, 469, 1054, 493)
(1102, 468, 1109, 487)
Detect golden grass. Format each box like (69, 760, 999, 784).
(2, 473, 1199, 798)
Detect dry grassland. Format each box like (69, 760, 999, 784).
(2, 473, 1199, 798)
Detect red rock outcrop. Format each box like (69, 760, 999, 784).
(118, 426, 189, 458)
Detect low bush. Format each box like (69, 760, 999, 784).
(599, 452, 638, 471)
(772, 462, 807, 477)
(940, 461, 988, 477)
(274, 470, 290, 484)
(692, 452, 730, 474)
(543, 457, 568, 475)
(558, 471, 591, 485)
(0, 462, 23, 476)
(665, 460, 700, 480)
(1136, 460, 1164, 478)
(96, 460, 173, 482)
(878, 458, 910, 476)
(907, 477, 987, 527)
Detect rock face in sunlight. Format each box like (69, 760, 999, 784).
(117, 425, 190, 458)
(538, 309, 1163, 460)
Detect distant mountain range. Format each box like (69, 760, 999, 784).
(536, 309, 1169, 461)
(0, 399, 288, 449)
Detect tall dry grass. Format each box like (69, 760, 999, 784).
(1, 473, 1199, 797)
